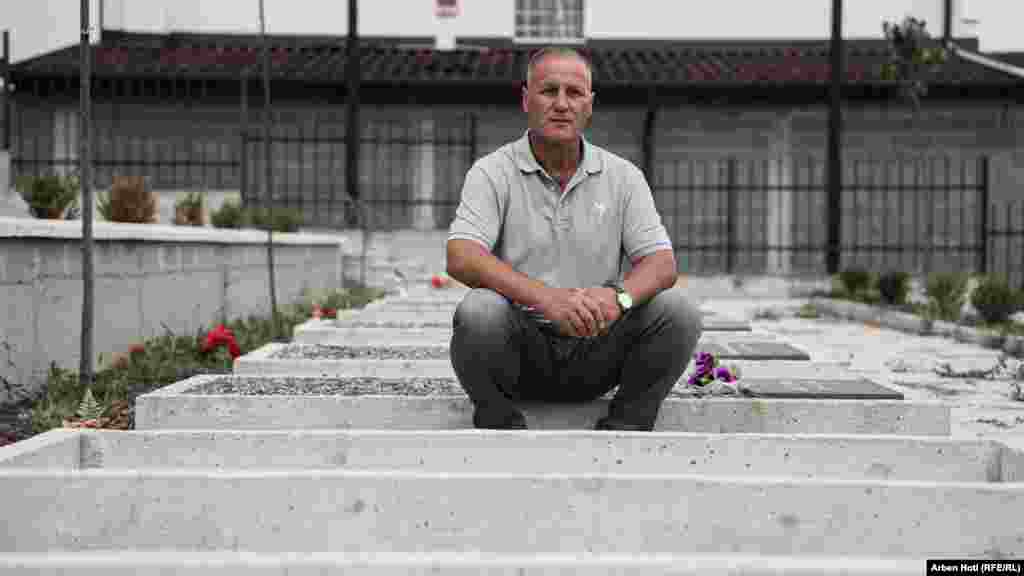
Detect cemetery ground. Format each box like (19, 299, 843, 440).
(2, 271, 1024, 448)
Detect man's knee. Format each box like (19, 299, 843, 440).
(453, 288, 512, 333)
(647, 286, 703, 339)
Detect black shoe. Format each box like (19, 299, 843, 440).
(473, 407, 528, 430)
(594, 416, 652, 432)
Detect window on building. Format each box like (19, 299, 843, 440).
(515, 0, 584, 43)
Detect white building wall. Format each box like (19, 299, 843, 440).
(6, 0, 1002, 64)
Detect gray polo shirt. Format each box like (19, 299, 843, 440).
(449, 128, 672, 315)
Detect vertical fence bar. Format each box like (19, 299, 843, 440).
(312, 110, 319, 225)
(1019, 201, 1024, 290)
(942, 155, 950, 272)
(299, 116, 306, 220)
(469, 111, 478, 167)
(685, 159, 691, 270)
(240, 132, 248, 205)
(977, 155, 989, 276)
(726, 157, 737, 274)
(642, 94, 655, 187)
(1007, 203, 1014, 289)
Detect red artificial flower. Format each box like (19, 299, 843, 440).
(201, 324, 241, 358)
(322, 308, 337, 319)
(128, 344, 145, 355)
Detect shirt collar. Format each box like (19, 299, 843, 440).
(514, 128, 604, 177)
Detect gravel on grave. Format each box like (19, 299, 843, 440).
(188, 376, 464, 396)
(186, 374, 710, 398)
(337, 321, 452, 329)
(269, 344, 450, 360)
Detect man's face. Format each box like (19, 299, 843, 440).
(522, 54, 594, 146)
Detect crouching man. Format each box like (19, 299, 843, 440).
(446, 46, 703, 430)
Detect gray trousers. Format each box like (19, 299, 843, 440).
(449, 286, 704, 429)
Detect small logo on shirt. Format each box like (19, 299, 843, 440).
(593, 201, 607, 220)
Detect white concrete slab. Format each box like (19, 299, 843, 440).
(0, 551, 927, 575)
(1, 469, 1021, 555)
(0, 429, 80, 469)
(134, 375, 951, 435)
(50, 429, 1017, 482)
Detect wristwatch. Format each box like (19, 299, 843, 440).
(603, 281, 633, 313)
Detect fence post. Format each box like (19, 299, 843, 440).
(726, 157, 738, 274)
(239, 132, 248, 205)
(978, 155, 989, 276)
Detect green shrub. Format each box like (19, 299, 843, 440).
(96, 190, 113, 221)
(970, 275, 1021, 325)
(838, 267, 873, 297)
(925, 272, 970, 322)
(16, 172, 80, 219)
(878, 271, 911, 305)
(246, 206, 304, 233)
(211, 199, 246, 229)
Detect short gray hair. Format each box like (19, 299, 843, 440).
(523, 46, 593, 88)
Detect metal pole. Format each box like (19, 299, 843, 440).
(259, 0, 281, 340)
(978, 155, 989, 275)
(944, 0, 953, 45)
(826, 0, 843, 274)
(2, 31, 10, 151)
(79, 0, 95, 388)
(347, 0, 363, 285)
(641, 87, 655, 188)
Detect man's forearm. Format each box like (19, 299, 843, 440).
(622, 249, 678, 305)
(447, 240, 549, 309)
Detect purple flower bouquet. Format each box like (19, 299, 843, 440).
(686, 351, 741, 392)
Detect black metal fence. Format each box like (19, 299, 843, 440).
(8, 101, 1024, 288)
(652, 153, 1023, 288)
(9, 103, 241, 191)
(240, 114, 477, 231)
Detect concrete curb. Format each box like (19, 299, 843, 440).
(810, 297, 1024, 357)
(9, 428, 1014, 482)
(2, 469, 1021, 555)
(0, 551, 929, 575)
(134, 375, 951, 435)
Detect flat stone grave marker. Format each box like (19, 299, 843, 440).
(291, 328, 809, 360)
(739, 377, 904, 400)
(696, 339, 810, 360)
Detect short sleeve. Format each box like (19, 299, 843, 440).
(448, 163, 503, 251)
(622, 164, 673, 261)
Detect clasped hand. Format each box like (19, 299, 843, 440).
(539, 286, 621, 339)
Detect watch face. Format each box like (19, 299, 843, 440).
(617, 291, 633, 309)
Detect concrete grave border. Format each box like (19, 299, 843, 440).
(134, 375, 952, 435)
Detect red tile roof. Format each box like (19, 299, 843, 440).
(10, 30, 1022, 87)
